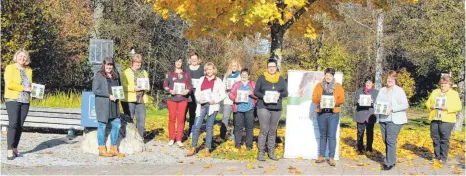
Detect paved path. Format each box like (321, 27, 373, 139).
(1, 132, 464, 175)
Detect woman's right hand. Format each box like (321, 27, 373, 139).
(23, 86, 31, 92)
(169, 90, 175, 95)
(109, 95, 116, 101)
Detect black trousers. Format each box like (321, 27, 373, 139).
(233, 110, 254, 148)
(186, 90, 197, 135)
(357, 121, 375, 152)
(5, 101, 30, 150)
(430, 120, 455, 162)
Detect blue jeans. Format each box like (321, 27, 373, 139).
(191, 104, 218, 149)
(317, 112, 340, 158)
(97, 118, 121, 146)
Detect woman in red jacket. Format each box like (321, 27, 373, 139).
(228, 68, 257, 150)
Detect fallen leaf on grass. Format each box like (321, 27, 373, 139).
(189, 162, 194, 164)
(203, 164, 213, 168)
(264, 169, 273, 174)
(357, 163, 364, 166)
(295, 170, 302, 175)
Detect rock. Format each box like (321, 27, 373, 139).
(81, 115, 144, 155)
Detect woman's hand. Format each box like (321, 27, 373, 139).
(182, 90, 190, 95)
(209, 100, 215, 105)
(169, 90, 175, 95)
(109, 95, 116, 101)
(23, 86, 31, 92)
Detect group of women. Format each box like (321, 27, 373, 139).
(353, 72, 462, 170)
(163, 53, 288, 160)
(3, 49, 462, 172)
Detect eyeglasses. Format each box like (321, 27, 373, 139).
(268, 66, 277, 68)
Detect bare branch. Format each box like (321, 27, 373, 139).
(340, 10, 376, 33)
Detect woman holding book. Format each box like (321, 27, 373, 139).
(375, 71, 409, 170)
(228, 68, 257, 150)
(186, 52, 204, 137)
(254, 59, 288, 161)
(353, 76, 379, 153)
(4, 49, 33, 160)
(425, 75, 462, 164)
(122, 54, 150, 138)
(92, 57, 125, 158)
(163, 59, 192, 147)
(312, 68, 345, 166)
(221, 60, 242, 141)
(187, 62, 226, 157)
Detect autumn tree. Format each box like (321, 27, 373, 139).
(149, 0, 416, 68)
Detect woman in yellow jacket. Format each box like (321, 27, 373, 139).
(4, 49, 33, 160)
(121, 54, 150, 138)
(425, 75, 462, 164)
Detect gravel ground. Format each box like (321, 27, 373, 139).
(0, 131, 233, 168)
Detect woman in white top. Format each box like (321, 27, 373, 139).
(375, 71, 409, 171)
(221, 60, 242, 141)
(186, 62, 226, 157)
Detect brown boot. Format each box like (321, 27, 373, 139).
(186, 148, 196, 156)
(109, 146, 125, 157)
(315, 156, 325, 163)
(204, 149, 211, 157)
(328, 158, 336, 166)
(98, 146, 112, 157)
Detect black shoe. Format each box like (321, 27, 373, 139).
(13, 151, 22, 157)
(382, 164, 394, 170)
(7, 155, 15, 160)
(235, 144, 241, 149)
(366, 148, 373, 152)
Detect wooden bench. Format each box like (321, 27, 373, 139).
(0, 104, 83, 136)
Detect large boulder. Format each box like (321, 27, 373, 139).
(81, 115, 144, 155)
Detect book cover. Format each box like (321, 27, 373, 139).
(174, 82, 186, 95)
(111, 86, 125, 99)
(236, 90, 249, 103)
(137, 78, 150, 90)
(31, 83, 45, 99)
(264, 91, 278, 103)
(359, 95, 372, 107)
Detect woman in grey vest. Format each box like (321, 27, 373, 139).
(375, 71, 409, 170)
(353, 76, 378, 153)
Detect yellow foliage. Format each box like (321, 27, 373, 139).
(382, 68, 416, 98)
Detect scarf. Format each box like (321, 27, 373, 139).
(322, 78, 336, 94)
(364, 87, 372, 94)
(264, 72, 280, 83)
(228, 71, 240, 78)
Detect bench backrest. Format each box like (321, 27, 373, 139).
(0, 104, 83, 130)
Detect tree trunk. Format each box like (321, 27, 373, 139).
(454, 0, 466, 132)
(375, 11, 384, 89)
(270, 24, 285, 70)
(91, 0, 104, 38)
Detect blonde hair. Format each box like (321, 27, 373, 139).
(204, 62, 217, 75)
(440, 75, 453, 86)
(188, 52, 201, 65)
(13, 49, 31, 65)
(225, 59, 242, 76)
(131, 54, 143, 66)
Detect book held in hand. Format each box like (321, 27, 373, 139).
(374, 102, 390, 115)
(264, 91, 279, 103)
(200, 89, 213, 104)
(174, 82, 186, 95)
(320, 95, 335, 109)
(191, 79, 200, 88)
(434, 96, 447, 109)
(359, 95, 372, 107)
(236, 90, 250, 103)
(226, 78, 239, 90)
(137, 78, 150, 90)
(111, 86, 125, 99)
(31, 83, 45, 99)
